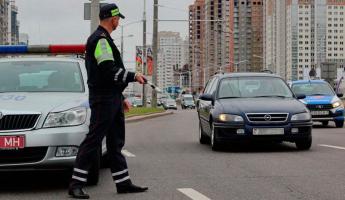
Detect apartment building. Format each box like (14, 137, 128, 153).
(326, 0, 345, 79)
(189, 0, 205, 93)
(0, 0, 9, 45)
(264, 0, 289, 79)
(231, 0, 264, 72)
(157, 31, 184, 90)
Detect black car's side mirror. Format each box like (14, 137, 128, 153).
(296, 94, 306, 99)
(337, 93, 344, 98)
(199, 93, 213, 101)
(199, 94, 214, 104)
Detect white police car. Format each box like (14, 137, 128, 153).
(0, 45, 101, 184)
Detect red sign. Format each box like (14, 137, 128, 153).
(0, 136, 25, 149)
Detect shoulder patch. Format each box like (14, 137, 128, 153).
(94, 38, 114, 65)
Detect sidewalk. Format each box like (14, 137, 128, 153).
(125, 110, 174, 123)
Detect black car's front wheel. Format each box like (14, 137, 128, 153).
(199, 122, 210, 144)
(295, 135, 312, 150)
(210, 122, 221, 151)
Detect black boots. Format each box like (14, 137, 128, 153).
(68, 188, 90, 199)
(117, 182, 149, 194)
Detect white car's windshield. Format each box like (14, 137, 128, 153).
(0, 61, 84, 92)
(292, 83, 335, 96)
(218, 77, 293, 98)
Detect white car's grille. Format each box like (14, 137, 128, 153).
(0, 114, 40, 132)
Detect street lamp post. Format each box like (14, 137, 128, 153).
(120, 32, 134, 59)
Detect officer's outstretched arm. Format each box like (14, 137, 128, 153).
(94, 38, 136, 84)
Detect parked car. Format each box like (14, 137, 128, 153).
(291, 80, 344, 128)
(181, 94, 195, 109)
(197, 73, 313, 151)
(0, 57, 100, 185)
(163, 98, 177, 110)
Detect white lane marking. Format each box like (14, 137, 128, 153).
(121, 149, 136, 157)
(177, 188, 211, 200)
(319, 144, 345, 150)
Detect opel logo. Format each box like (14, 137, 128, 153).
(0, 112, 3, 120)
(316, 105, 323, 109)
(264, 114, 272, 121)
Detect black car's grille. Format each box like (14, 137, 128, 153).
(0, 147, 47, 164)
(246, 113, 289, 123)
(0, 114, 40, 131)
(307, 104, 333, 110)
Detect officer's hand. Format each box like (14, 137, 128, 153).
(123, 99, 132, 113)
(135, 73, 146, 84)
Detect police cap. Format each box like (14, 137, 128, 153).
(99, 3, 125, 20)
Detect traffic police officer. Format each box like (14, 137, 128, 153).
(68, 3, 148, 199)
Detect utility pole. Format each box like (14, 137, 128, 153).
(90, 0, 100, 33)
(152, 0, 158, 108)
(142, 0, 147, 107)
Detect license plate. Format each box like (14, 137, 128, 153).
(311, 111, 329, 116)
(0, 136, 25, 149)
(253, 128, 284, 135)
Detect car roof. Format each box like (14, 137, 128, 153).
(292, 80, 327, 84)
(0, 56, 84, 63)
(213, 72, 282, 79)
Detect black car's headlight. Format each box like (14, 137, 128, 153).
(43, 107, 87, 128)
(291, 112, 311, 121)
(218, 114, 244, 122)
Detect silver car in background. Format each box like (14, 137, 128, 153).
(0, 57, 100, 184)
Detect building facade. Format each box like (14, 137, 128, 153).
(189, 0, 264, 93)
(157, 31, 185, 90)
(0, 0, 19, 45)
(0, 0, 10, 45)
(189, 0, 205, 93)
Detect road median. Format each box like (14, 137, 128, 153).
(125, 107, 174, 123)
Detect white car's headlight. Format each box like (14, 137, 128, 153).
(218, 114, 244, 122)
(43, 107, 87, 128)
(291, 112, 311, 121)
(332, 100, 344, 108)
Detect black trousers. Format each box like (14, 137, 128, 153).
(69, 94, 131, 189)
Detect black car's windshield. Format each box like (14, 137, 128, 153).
(291, 83, 335, 96)
(0, 61, 84, 92)
(218, 77, 293, 98)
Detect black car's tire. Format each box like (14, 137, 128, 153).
(199, 122, 210, 144)
(87, 152, 100, 186)
(295, 136, 312, 150)
(322, 121, 329, 126)
(335, 120, 344, 128)
(210, 122, 221, 151)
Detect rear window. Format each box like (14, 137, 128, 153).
(0, 61, 84, 92)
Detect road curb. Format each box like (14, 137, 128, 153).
(125, 111, 174, 123)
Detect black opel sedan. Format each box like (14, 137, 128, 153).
(197, 73, 313, 151)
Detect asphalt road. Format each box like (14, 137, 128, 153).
(0, 109, 345, 200)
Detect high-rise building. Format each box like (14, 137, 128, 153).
(0, 0, 10, 45)
(9, 1, 19, 45)
(230, 0, 264, 73)
(189, 0, 205, 93)
(157, 31, 185, 90)
(326, 0, 345, 79)
(264, 0, 288, 79)
(266, 0, 344, 81)
(189, 0, 264, 93)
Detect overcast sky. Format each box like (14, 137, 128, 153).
(16, 0, 194, 69)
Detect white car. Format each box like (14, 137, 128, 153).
(0, 57, 100, 184)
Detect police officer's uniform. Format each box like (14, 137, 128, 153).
(68, 3, 147, 199)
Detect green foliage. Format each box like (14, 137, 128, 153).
(125, 107, 165, 118)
